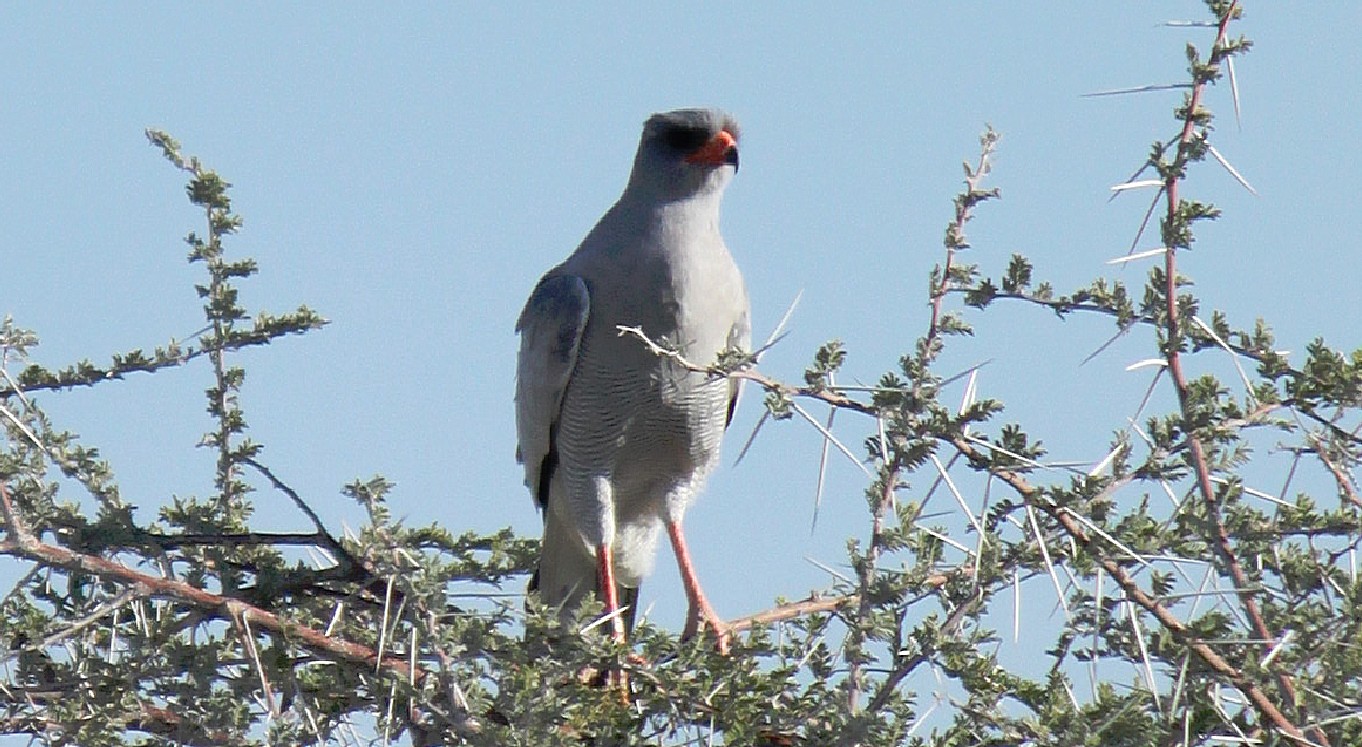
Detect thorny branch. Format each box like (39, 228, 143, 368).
(956, 290, 1362, 450)
(931, 127, 1000, 343)
(5, 6, 1353, 744)
(846, 465, 901, 714)
(612, 8, 1336, 741)
(0, 705, 246, 746)
(616, 325, 875, 417)
(0, 325, 317, 399)
(948, 436, 1314, 747)
(1155, 3, 1322, 744)
(0, 482, 437, 708)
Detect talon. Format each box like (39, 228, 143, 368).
(682, 607, 732, 654)
(713, 623, 732, 655)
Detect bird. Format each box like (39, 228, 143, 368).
(515, 108, 750, 650)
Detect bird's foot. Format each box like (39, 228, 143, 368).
(682, 604, 731, 655)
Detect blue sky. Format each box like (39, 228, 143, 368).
(3, 1, 1360, 714)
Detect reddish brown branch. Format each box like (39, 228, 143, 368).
(1157, 6, 1323, 745)
(1310, 436, 1362, 511)
(733, 369, 878, 415)
(846, 466, 900, 712)
(0, 482, 418, 684)
(864, 585, 979, 715)
(726, 593, 856, 634)
(726, 564, 960, 635)
(0, 701, 245, 746)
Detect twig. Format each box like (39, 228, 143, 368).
(949, 435, 1314, 747)
(864, 588, 978, 714)
(0, 520, 421, 684)
(724, 568, 961, 635)
(1308, 434, 1362, 510)
(811, 375, 838, 532)
(0, 703, 247, 746)
(0, 330, 296, 399)
(726, 593, 856, 634)
(949, 285, 1362, 449)
(0, 479, 23, 537)
(1083, 83, 1194, 97)
(615, 324, 877, 417)
(236, 609, 278, 716)
(0, 586, 144, 672)
(241, 456, 367, 578)
(144, 531, 345, 548)
(930, 128, 999, 343)
(846, 464, 899, 714)
(1156, 6, 1322, 744)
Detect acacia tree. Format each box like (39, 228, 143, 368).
(3, 2, 1358, 745)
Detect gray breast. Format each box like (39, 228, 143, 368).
(556, 329, 729, 485)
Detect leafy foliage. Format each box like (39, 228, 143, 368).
(3, 3, 1359, 745)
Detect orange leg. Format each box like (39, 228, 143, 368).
(595, 543, 627, 643)
(595, 543, 630, 699)
(666, 520, 730, 654)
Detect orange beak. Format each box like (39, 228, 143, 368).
(684, 129, 739, 169)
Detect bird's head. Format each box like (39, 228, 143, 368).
(627, 108, 740, 201)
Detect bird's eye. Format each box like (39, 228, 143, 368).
(661, 125, 712, 153)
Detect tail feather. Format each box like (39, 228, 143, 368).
(536, 506, 596, 622)
(617, 584, 640, 635)
(535, 506, 640, 634)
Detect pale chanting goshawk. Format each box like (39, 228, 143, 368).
(515, 108, 749, 649)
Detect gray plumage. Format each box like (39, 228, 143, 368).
(515, 108, 750, 642)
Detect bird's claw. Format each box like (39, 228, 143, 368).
(682, 610, 732, 655)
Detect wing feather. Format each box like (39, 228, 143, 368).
(514, 274, 590, 508)
(724, 307, 753, 429)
